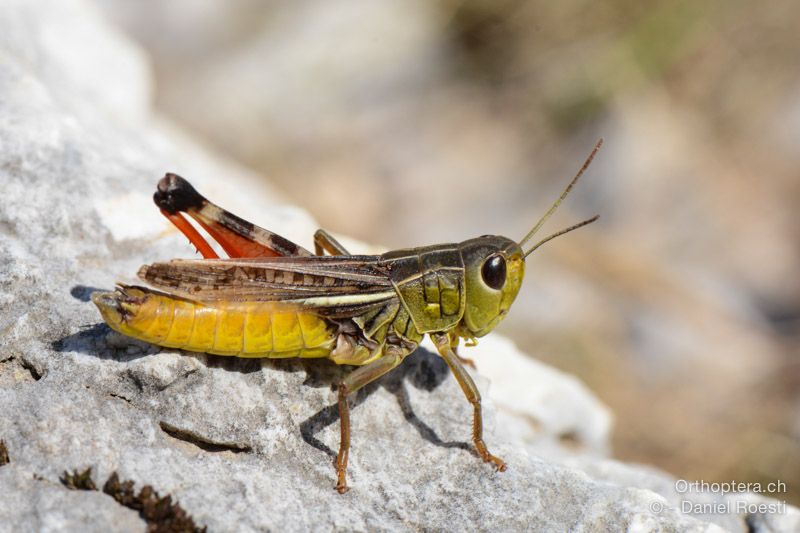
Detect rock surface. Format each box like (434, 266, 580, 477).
(0, 1, 797, 532)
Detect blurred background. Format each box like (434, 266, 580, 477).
(96, 0, 799, 504)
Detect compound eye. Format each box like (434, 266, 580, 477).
(481, 254, 506, 290)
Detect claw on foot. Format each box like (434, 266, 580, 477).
(480, 451, 507, 472)
(335, 456, 349, 494)
(335, 469, 349, 493)
(493, 458, 508, 472)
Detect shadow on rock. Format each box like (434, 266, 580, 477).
(205, 355, 264, 375)
(70, 284, 106, 302)
(299, 348, 466, 459)
(52, 323, 161, 362)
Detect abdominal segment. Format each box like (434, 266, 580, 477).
(92, 285, 336, 358)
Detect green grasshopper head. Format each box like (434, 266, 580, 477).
(457, 236, 525, 338)
(456, 140, 602, 339)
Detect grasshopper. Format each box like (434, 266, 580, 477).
(93, 140, 601, 493)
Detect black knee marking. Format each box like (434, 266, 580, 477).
(154, 173, 206, 214)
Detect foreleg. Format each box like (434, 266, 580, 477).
(431, 333, 506, 471)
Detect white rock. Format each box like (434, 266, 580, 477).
(0, 1, 796, 532)
(455, 334, 613, 458)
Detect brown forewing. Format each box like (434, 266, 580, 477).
(137, 255, 396, 308)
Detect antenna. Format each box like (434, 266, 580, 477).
(519, 138, 603, 251)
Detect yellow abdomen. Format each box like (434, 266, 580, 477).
(93, 286, 336, 358)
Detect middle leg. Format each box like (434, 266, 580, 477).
(335, 347, 403, 493)
(314, 229, 350, 256)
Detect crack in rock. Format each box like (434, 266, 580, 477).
(159, 421, 252, 454)
(109, 392, 133, 404)
(0, 357, 41, 385)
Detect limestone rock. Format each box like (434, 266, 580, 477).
(0, 1, 797, 532)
